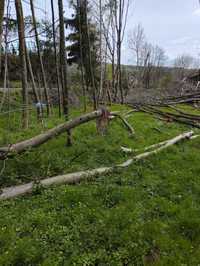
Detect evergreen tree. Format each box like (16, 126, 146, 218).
(66, 0, 99, 90)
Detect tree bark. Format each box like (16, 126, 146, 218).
(30, 0, 51, 116)
(15, 0, 29, 129)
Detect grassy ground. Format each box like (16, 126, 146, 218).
(0, 104, 200, 265)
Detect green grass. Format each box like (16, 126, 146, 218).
(0, 104, 200, 265)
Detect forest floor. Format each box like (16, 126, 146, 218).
(0, 103, 200, 265)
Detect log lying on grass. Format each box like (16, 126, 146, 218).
(0, 109, 135, 160)
(0, 131, 195, 200)
(0, 110, 103, 159)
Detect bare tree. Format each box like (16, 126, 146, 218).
(128, 24, 166, 89)
(128, 23, 145, 68)
(15, 0, 29, 128)
(174, 54, 195, 80)
(114, 0, 130, 103)
(30, 0, 51, 116)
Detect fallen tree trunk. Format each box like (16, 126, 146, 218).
(0, 131, 194, 200)
(0, 110, 104, 159)
(0, 109, 135, 160)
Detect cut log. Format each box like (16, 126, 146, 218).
(0, 131, 195, 200)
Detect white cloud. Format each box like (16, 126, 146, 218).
(193, 8, 200, 16)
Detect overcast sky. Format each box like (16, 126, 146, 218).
(21, 0, 200, 65)
(125, 0, 200, 65)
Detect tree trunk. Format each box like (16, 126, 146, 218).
(30, 0, 51, 116)
(26, 50, 43, 120)
(15, 0, 29, 129)
(51, 0, 62, 117)
(0, 0, 8, 111)
(99, 0, 103, 100)
(0, 0, 5, 75)
(58, 0, 72, 146)
(26, 50, 40, 103)
(85, 0, 98, 110)
(77, 0, 86, 112)
(0, 0, 4, 40)
(58, 0, 69, 118)
(117, 0, 123, 104)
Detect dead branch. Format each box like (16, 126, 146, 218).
(121, 131, 196, 154)
(112, 113, 135, 135)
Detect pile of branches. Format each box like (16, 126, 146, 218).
(126, 81, 200, 107)
(159, 91, 200, 106)
(132, 104, 200, 129)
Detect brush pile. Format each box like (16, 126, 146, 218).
(130, 104, 200, 129)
